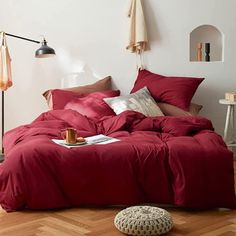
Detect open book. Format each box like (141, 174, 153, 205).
(52, 134, 119, 149)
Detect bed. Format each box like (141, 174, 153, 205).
(0, 69, 235, 212)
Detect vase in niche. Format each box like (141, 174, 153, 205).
(205, 43, 210, 62)
(197, 43, 202, 61)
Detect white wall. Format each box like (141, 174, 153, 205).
(1, 0, 236, 142)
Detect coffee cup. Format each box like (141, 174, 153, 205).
(61, 128, 77, 144)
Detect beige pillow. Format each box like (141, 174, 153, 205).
(158, 103, 202, 116)
(104, 87, 164, 117)
(43, 76, 112, 109)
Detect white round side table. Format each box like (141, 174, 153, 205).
(219, 99, 236, 147)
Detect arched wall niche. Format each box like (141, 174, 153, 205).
(190, 25, 223, 62)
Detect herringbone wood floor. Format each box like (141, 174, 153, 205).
(0, 163, 235, 236)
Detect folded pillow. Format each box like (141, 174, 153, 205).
(130, 69, 204, 111)
(104, 87, 164, 117)
(64, 90, 120, 119)
(158, 103, 202, 116)
(43, 76, 112, 109)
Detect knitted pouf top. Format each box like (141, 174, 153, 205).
(114, 206, 173, 236)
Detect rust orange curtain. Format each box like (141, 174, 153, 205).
(0, 31, 12, 91)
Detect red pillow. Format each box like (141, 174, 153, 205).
(50, 89, 85, 110)
(130, 69, 204, 111)
(43, 76, 112, 109)
(64, 90, 120, 119)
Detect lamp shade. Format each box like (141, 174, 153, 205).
(35, 39, 55, 58)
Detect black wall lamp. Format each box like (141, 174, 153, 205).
(5, 32, 56, 58)
(0, 32, 56, 162)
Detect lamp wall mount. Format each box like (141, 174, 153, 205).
(4, 32, 56, 58)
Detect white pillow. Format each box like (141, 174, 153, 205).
(103, 87, 164, 117)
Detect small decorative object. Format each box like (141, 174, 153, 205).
(205, 43, 210, 61)
(197, 43, 202, 61)
(114, 206, 173, 236)
(225, 92, 236, 102)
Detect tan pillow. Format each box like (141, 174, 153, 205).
(158, 103, 202, 116)
(43, 76, 112, 109)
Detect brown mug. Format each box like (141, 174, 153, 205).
(62, 128, 77, 144)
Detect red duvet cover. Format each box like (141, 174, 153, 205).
(0, 110, 235, 211)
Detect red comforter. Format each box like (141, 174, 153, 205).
(0, 110, 235, 211)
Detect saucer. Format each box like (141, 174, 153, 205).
(64, 141, 87, 146)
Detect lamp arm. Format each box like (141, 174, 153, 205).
(5, 33, 40, 44)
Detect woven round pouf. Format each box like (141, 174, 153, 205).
(114, 206, 173, 236)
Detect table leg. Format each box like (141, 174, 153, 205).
(224, 105, 232, 141)
(231, 105, 235, 143)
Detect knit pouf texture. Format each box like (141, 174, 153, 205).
(114, 206, 173, 236)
